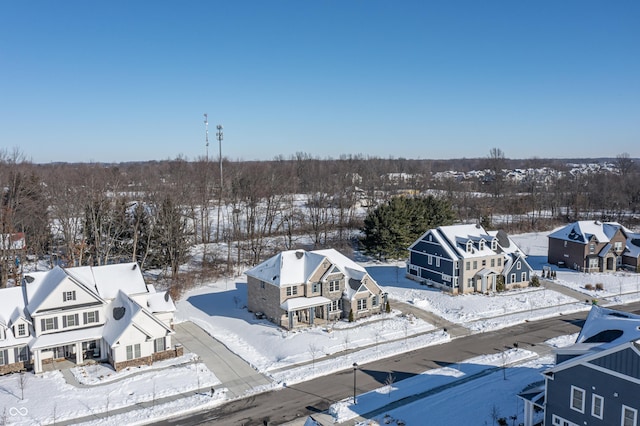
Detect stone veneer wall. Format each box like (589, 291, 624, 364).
(113, 355, 153, 371)
(0, 361, 27, 375)
(152, 346, 184, 362)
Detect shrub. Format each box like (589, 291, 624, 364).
(585, 284, 594, 290)
(348, 309, 354, 323)
(595, 283, 604, 291)
(496, 275, 506, 292)
(529, 275, 540, 287)
(385, 300, 391, 314)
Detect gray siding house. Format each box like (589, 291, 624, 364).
(407, 224, 533, 295)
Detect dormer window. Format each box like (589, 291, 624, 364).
(479, 240, 485, 250)
(63, 291, 76, 302)
(466, 241, 473, 253)
(16, 323, 26, 337)
(491, 239, 497, 251)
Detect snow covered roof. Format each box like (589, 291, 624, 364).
(25, 266, 88, 313)
(554, 306, 640, 358)
(280, 296, 332, 311)
(66, 262, 148, 299)
(0, 286, 30, 348)
(30, 325, 105, 350)
(146, 291, 176, 313)
(625, 232, 640, 258)
(410, 224, 524, 261)
(245, 248, 370, 288)
(245, 250, 327, 287)
(548, 221, 627, 244)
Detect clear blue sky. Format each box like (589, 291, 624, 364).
(1, 1, 638, 163)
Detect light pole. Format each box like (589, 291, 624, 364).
(216, 124, 224, 242)
(352, 362, 358, 404)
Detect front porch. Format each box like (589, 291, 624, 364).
(280, 296, 338, 329)
(31, 327, 106, 373)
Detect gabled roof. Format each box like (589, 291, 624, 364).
(245, 248, 371, 288)
(66, 262, 148, 299)
(103, 290, 173, 347)
(0, 286, 30, 348)
(245, 250, 328, 287)
(410, 224, 525, 261)
(25, 266, 104, 314)
(548, 221, 628, 244)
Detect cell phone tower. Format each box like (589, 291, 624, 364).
(204, 113, 209, 161)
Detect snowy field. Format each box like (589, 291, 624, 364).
(4, 230, 640, 425)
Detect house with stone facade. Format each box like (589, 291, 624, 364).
(0, 262, 180, 375)
(547, 221, 640, 272)
(245, 249, 386, 329)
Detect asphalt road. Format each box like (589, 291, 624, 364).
(163, 301, 640, 426)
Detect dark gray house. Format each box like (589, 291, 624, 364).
(520, 306, 640, 426)
(407, 224, 533, 295)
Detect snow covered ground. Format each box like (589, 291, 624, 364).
(3, 231, 640, 425)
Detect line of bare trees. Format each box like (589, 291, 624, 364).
(1, 148, 639, 287)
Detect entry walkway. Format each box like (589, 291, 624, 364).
(173, 321, 271, 398)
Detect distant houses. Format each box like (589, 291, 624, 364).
(520, 306, 640, 426)
(245, 249, 386, 329)
(0, 262, 179, 375)
(548, 221, 640, 272)
(406, 224, 533, 294)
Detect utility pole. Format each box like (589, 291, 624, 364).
(216, 124, 224, 242)
(204, 113, 209, 161)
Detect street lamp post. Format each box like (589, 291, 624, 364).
(216, 124, 224, 242)
(353, 362, 358, 404)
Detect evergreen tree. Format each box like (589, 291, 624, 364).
(361, 196, 455, 260)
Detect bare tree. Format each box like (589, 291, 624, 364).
(384, 372, 396, 398)
(308, 343, 322, 370)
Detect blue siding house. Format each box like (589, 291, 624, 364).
(520, 306, 640, 426)
(407, 224, 533, 295)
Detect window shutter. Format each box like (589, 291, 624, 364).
(74, 314, 79, 325)
(41, 319, 45, 331)
(95, 311, 99, 322)
(83, 312, 88, 323)
(62, 316, 67, 328)
(54, 317, 58, 329)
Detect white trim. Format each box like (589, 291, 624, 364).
(622, 405, 637, 426)
(570, 385, 585, 413)
(591, 393, 604, 419)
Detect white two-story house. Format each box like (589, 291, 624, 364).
(0, 262, 179, 375)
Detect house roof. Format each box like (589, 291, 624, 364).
(280, 296, 332, 311)
(245, 248, 370, 288)
(410, 224, 526, 262)
(66, 262, 148, 299)
(548, 221, 628, 244)
(0, 286, 30, 348)
(625, 232, 640, 258)
(146, 291, 176, 313)
(30, 325, 105, 350)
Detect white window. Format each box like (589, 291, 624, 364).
(615, 241, 623, 251)
(467, 278, 473, 288)
(372, 295, 379, 306)
(63, 291, 76, 302)
(497, 258, 502, 266)
(564, 241, 568, 248)
(589, 258, 599, 268)
(435, 257, 440, 267)
(482, 259, 486, 267)
(428, 255, 432, 265)
(126, 343, 141, 360)
(154, 337, 166, 353)
(0, 349, 6, 365)
(312, 283, 321, 293)
(454, 261, 459, 270)
(491, 258, 495, 267)
(286, 286, 298, 296)
(552, 415, 578, 426)
(357, 299, 367, 311)
(473, 260, 477, 269)
(466, 262, 470, 271)
(623, 405, 637, 426)
(17, 323, 26, 336)
(442, 274, 451, 282)
(491, 240, 497, 250)
(570, 385, 585, 413)
(589, 243, 595, 254)
(591, 394, 603, 419)
(329, 300, 341, 312)
(510, 273, 516, 283)
(466, 241, 472, 252)
(479, 241, 485, 250)
(521, 272, 527, 282)
(63, 314, 79, 328)
(517, 261, 521, 269)
(14, 346, 29, 362)
(329, 280, 340, 292)
(42, 317, 58, 331)
(83, 311, 99, 324)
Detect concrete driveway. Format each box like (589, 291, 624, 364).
(173, 321, 271, 398)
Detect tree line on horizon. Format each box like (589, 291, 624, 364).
(1, 147, 639, 287)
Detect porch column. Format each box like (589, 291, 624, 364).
(288, 311, 294, 329)
(75, 342, 82, 365)
(522, 400, 534, 426)
(309, 307, 315, 325)
(33, 349, 42, 374)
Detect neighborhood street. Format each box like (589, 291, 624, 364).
(162, 300, 640, 426)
